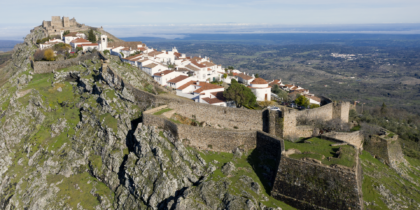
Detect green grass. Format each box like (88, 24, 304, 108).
(360, 150, 420, 209)
(187, 147, 295, 210)
(153, 108, 173, 115)
(100, 113, 118, 134)
(284, 137, 356, 168)
(48, 172, 114, 209)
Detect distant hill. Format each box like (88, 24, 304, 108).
(0, 40, 21, 52)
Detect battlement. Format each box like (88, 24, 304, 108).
(41, 16, 89, 36)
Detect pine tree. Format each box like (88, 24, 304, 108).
(88, 29, 97, 43)
(223, 81, 256, 108)
(381, 102, 387, 115)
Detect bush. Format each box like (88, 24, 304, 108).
(103, 50, 110, 55)
(76, 46, 83, 52)
(44, 49, 56, 61)
(295, 95, 310, 107)
(310, 104, 320, 109)
(34, 49, 45, 61)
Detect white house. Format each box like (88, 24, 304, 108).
(39, 38, 64, 50)
(142, 62, 168, 76)
(237, 72, 255, 85)
(201, 91, 227, 106)
(153, 70, 187, 86)
(78, 43, 99, 52)
(248, 78, 271, 101)
(167, 75, 193, 89)
(63, 32, 87, 44)
(70, 38, 92, 51)
(304, 94, 321, 105)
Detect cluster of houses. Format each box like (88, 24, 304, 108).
(38, 30, 321, 108)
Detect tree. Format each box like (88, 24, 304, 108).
(381, 102, 387, 115)
(63, 30, 70, 36)
(223, 82, 256, 108)
(222, 74, 228, 79)
(34, 49, 45, 61)
(277, 89, 289, 102)
(255, 74, 259, 78)
(271, 84, 281, 94)
(44, 49, 55, 61)
(295, 95, 310, 107)
(88, 29, 97, 43)
(228, 66, 234, 70)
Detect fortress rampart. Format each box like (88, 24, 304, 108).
(364, 131, 404, 168)
(32, 52, 99, 74)
(33, 52, 364, 209)
(322, 131, 364, 149)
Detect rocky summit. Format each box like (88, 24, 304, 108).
(0, 28, 289, 210)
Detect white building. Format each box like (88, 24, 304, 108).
(70, 38, 92, 51)
(153, 70, 187, 86)
(167, 75, 193, 89)
(39, 38, 64, 50)
(248, 78, 271, 101)
(63, 32, 87, 44)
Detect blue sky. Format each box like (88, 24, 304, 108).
(1, 0, 420, 39)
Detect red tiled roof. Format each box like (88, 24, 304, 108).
(248, 86, 271, 89)
(185, 64, 200, 71)
(80, 44, 98, 47)
(153, 70, 174, 77)
(191, 61, 206, 68)
(210, 91, 226, 101)
(269, 79, 282, 85)
(304, 94, 321, 103)
(148, 51, 164, 56)
(194, 83, 224, 93)
(70, 38, 90, 43)
(167, 75, 189, 84)
(177, 81, 197, 90)
(250, 78, 268, 84)
(143, 63, 159, 68)
(237, 73, 253, 80)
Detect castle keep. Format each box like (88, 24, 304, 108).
(42, 16, 89, 35)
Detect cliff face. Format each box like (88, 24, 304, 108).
(0, 30, 290, 210)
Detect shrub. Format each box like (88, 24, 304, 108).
(44, 49, 55, 61)
(76, 46, 83, 52)
(103, 50, 110, 55)
(295, 95, 310, 107)
(34, 49, 45, 61)
(310, 104, 320, 109)
(63, 30, 70, 36)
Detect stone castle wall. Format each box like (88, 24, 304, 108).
(322, 131, 364, 149)
(271, 154, 363, 210)
(280, 102, 350, 139)
(142, 112, 257, 153)
(365, 132, 404, 168)
(32, 52, 99, 74)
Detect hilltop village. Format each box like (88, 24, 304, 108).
(38, 16, 321, 108)
(15, 16, 414, 210)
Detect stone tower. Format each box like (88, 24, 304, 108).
(99, 35, 108, 51)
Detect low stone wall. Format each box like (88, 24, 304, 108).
(271, 156, 363, 210)
(295, 126, 314, 138)
(143, 113, 257, 153)
(33, 52, 99, 74)
(167, 100, 263, 131)
(322, 131, 364, 149)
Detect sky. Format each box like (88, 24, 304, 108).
(1, 0, 420, 40)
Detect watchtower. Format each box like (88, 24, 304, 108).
(99, 35, 108, 51)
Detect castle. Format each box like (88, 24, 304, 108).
(42, 16, 90, 36)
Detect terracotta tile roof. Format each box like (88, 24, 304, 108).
(284, 84, 294, 88)
(250, 78, 268, 84)
(143, 63, 159, 68)
(200, 61, 216, 67)
(177, 81, 196, 90)
(269, 79, 282, 85)
(167, 75, 189, 84)
(71, 38, 90, 43)
(153, 70, 174, 77)
(194, 83, 224, 93)
(148, 51, 164, 57)
(64, 32, 78, 37)
(248, 86, 271, 89)
(210, 91, 226, 101)
(304, 94, 321, 103)
(202, 97, 225, 104)
(174, 52, 181, 57)
(237, 73, 253, 80)
(191, 61, 206, 68)
(137, 58, 148, 62)
(80, 44, 98, 47)
(121, 47, 131, 51)
(185, 64, 200, 71)
(177, 68, 190, 72)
